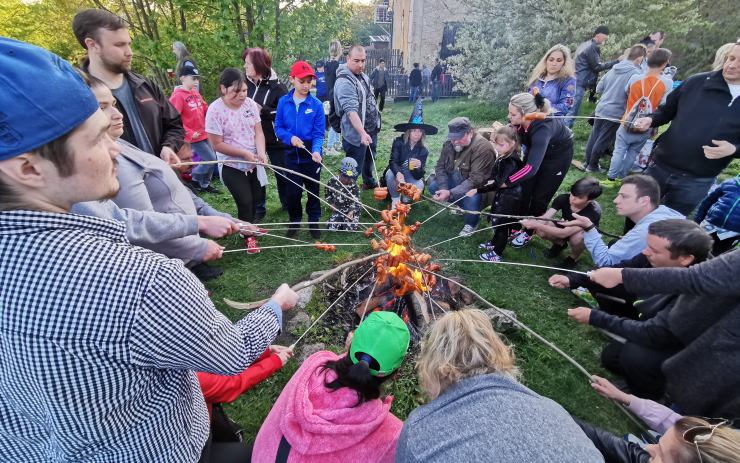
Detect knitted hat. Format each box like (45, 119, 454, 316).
(340, 157, 358, 179)
(350, 311, 410, 377)
(0, 37, 99, 160)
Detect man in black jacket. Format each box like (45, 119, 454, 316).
(430, 59, 444, 102)
(408, 63, 422, 102)
(577, 249, 740, 417)
(566, 26, 618, 128)
(73, 9, 185, 165)
(633, 43, 740, 215)
(553, 219, 712, 319)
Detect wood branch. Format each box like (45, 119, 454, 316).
(223, 252, 383, 310)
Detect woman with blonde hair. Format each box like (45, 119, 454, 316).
(325, 40, 344, 151)
(712, 42, 736, 71)
(528, 44, 577, 116)
(506, 92, 574, 249)
(395, 309, 603, 462)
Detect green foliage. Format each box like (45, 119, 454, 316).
(448, 0, 737, 101)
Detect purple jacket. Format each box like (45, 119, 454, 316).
(529, 76, 577, 116)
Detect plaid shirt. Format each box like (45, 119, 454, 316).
(0, 210, 282, 462)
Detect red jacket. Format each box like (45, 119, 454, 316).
(197, 349, 283, 413)
(169, 87, 209, 143)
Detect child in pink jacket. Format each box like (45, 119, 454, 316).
(252, 311, 410, 462)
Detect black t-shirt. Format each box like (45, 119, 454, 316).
(551, 193, 602, 227)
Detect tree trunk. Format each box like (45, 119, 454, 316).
(232, 0, 245, 44)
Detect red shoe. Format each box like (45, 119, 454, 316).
(245, 236, 260, 254)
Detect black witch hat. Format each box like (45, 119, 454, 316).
(393, 98, 438, 135)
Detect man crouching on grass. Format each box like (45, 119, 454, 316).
(0, 37, 297, 462)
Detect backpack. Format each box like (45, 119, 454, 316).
(328, 74, 357, 133)
(623, 78, 661, 134)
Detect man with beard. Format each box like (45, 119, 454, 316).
(72, 9, 185, 165)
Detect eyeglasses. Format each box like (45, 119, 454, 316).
(682, 419, 729, 463)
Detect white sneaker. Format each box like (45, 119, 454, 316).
(510, 230, 531, 248)
(459, 225, 475, 237)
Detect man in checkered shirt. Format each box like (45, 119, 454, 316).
(0, 38, 297, 462)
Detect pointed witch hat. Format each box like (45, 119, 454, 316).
(393, 98, 438, 135)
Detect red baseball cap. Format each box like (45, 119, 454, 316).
(290, 61, 316, 80)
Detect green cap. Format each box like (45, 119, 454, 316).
(350, 311, 410, 376)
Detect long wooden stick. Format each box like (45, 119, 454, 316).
(222, 243, 367, 253)
(291, 264, 375, 349)
(223, 252, 384, 310)
(301, 146, 379, 222)
(408, 262, 648, 432)
(434, 258, 590, 276)
(176, 159, 383, 213)
(422, 195, 566, 223)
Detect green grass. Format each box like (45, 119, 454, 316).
(201, 97, 725, 440)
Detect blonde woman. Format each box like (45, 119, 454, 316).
(712, 42, 735, 71)
(528, 44, 577, 116)
(326, 40, 344, 151)
(395, 309, 603, 462)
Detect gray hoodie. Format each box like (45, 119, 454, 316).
(334, 64, 380, 147)
(395, 373, 604, 463)
(595, 60, 644, 119)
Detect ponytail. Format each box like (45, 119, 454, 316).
(323, 354, 390, 405)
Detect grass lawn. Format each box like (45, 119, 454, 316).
(200, 97, 737, 441)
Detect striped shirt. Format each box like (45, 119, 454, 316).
(0, 210, 281, 462)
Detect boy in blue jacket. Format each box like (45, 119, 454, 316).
(275, 61, 326, 238)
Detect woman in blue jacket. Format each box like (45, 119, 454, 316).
(527, 44, 577, 116)
(275, 61, 326, 238)
(695, 174, 740, 255)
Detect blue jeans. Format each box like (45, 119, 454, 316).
(607, 127, 650, 179)
(191, 140, 217, 187)
(431, 81, 441, 101)
(645, 163, 716, 216)
(343, 134, 378, 187)
(385, 169, 424, 200)
(327, 127, 341, 148)
(409, 86, 421, 102)
(565, 85, 587, 128)
(428, 172, 481, 227)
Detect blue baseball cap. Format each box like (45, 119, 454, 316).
(0, 37, 99, 160)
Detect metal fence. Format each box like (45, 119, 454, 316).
(364, 49, 463, 99)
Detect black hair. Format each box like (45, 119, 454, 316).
(322, 354, 390, 405)
(379, 59, 385, 63)
(72, 9, 127, 50)
(218, 68, 246, 95)
(622, 174, 661, 207)
(570, 177, 603, 200)
(647, 219, 713, 263)
(413, 62, 419, 68)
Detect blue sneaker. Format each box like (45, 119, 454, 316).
(479, 250, 502, 262)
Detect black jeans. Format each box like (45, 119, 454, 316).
(601, 341, 673, 400)
(584, 119, 620, 170)
(343, 133, 378, 187)
(222, 165, 260, 222)
(198, 434, 252, 463)
(646, 162, 716, 216)
(520, 142, 574, 218)
(374, 87, 387, 112)
(284, 159, 322, 223)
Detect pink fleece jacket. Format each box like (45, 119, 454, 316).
(252, 351, 402, 463)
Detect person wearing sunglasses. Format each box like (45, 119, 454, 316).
(578, 415, 740, 462)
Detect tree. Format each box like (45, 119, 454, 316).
(448, 0, 714, 102)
